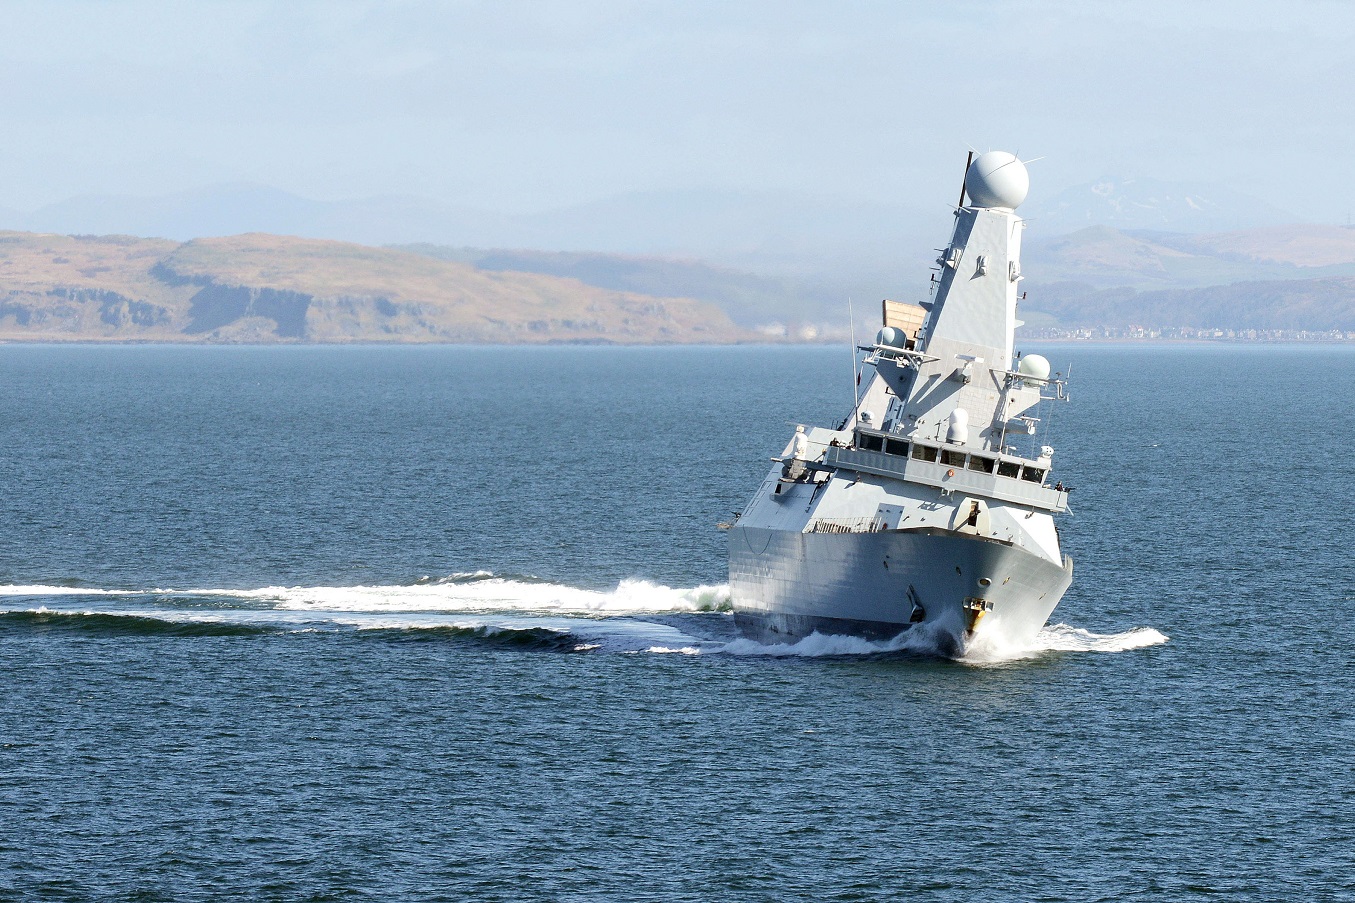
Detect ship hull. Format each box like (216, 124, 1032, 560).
(728, 525, 1072, 656)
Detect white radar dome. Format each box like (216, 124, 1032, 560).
(876, 326, 906, 348)
(964, 151, 1029, 210)
(1017, 353, 1051, 380)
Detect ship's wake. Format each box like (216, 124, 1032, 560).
(0, 577, 1165, 662)
(206, 574, 732, 616)
(0, 574, 729, 614)
(0, 576, 732, 653)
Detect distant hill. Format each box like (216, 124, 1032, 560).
(1023, 277, 1355, 332)
(393, 244, 833, 329)
(1181, 224, 1355, 268)
(1022, 224, 1355, 290)
(394, 224, 1355, 337)
(1018, 223, 1355, 331)
(5, 220, 1355, 345)
(0, 232, 747, 344)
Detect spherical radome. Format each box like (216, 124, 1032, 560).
(876, 326, 906, 348)
(964, 151, 1030, 210)
(1017, 353, 1051, 380)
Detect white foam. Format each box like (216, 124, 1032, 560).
(961, 622, 1170, 663)
(209, 577, 731, 616)
(715, 620, 1168, 662)
(1035, 623, 1170, 653)
(2, 575, 731, 618)
(0, 585, 137, 597)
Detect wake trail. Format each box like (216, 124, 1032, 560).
(0, 576, 731, 617)
(0, 580, 1166, 662)
(221, 576, 730, 616)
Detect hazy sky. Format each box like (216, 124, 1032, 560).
(0, 0, 1351, 221)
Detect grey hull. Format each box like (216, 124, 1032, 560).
(729, 526, 1072, 654)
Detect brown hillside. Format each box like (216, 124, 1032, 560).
(0, 231, 748, 344)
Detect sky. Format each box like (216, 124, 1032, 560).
(0, 0, 1351, 223)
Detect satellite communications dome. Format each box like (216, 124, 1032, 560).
(876, 326, 906, 348)
(964, 151, 1029, 210)
(1017, 353, 1051, 380)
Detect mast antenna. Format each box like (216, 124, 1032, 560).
(848, 297, 860, 412)
(957, 150, 975, 208)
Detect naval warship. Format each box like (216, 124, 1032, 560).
(727, 151, 1074, 655)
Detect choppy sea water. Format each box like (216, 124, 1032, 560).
(0, 344, 1351, 901)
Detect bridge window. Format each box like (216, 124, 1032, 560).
(859, 433, 883, 452)
(997, 460, 1021, 478)
(911, 444, 938, 463)
(941, 449, 966, 467)
(1021, 466, 1045, 484)
(967, 455, 995, 474)
(885, 438, 910, 457)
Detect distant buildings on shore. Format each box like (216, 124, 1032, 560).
(757, 322, 1355, 344)
(1020, 326, 1355, 342)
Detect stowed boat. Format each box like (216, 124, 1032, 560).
(728, 151, 1074, 656)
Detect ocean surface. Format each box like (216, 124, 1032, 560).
(0, 343, 1351, 901)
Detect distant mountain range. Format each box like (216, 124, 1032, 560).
(0, 185, 955, 335)
(1023, 224, 1355, 288)
(1031, 277, 1355, 332)
(397, 223, 1355, 334)
(3, 173, 1301, 272)
(0, 172, 1352, 341)
(1022, 176, 1300, 234)
(1015, 223, 1355, 330)
(0, 183, 929, 267)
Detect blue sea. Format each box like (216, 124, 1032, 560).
(1, 343, 1351, 901)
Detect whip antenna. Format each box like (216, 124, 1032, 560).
(848, 297, 860, 412)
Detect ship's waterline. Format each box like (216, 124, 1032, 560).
(730, 525, 1072, 655)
